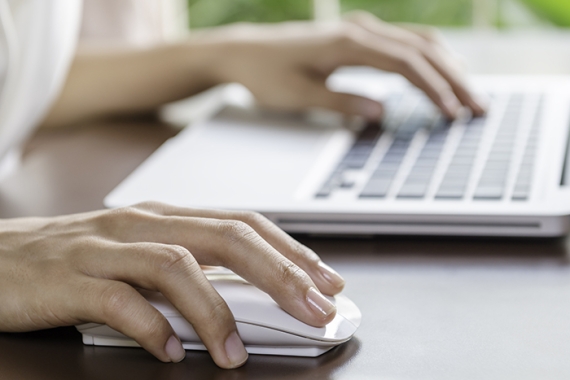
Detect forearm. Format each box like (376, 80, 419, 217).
(41, 39, 227, 128)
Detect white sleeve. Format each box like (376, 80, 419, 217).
(0, 0, 82, 178)
(80, 0, 188, 45)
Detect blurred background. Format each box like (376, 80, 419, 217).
(185, 0, 570, 29)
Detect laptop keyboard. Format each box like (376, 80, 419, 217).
(316, 92, 543, 201)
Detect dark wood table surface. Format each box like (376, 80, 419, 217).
(1, 119, 570, 380)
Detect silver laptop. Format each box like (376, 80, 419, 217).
(105, 71, 570, 237)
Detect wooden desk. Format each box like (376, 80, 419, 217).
(1, 119, 570, 379)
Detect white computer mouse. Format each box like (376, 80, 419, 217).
(77, 270, 361, 357)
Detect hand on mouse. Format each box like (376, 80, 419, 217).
(208, 11, 485, 120)
(0, 202, 345, 369)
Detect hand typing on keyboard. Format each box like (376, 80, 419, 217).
(46, 11, 485, 130)
(210, 11, 486, 122)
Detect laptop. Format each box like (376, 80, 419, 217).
(105, 70, 570, 237)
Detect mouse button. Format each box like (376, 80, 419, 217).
(76, 324, 127, 340)
(236, 322, 326, 347)
(205, 272, 248, 284)
(322, 314, 358, 342)
(76, 322, 101, 331)
(138, 290, 181, 317)
(335, 294, 362, 327)
(211, 279, 275, 309)
(213, 282, 330, 338)
(168, 316, 201, 343)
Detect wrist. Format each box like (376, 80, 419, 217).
(186, 24, 262, 86)
(178, 28, 246, 87)
(172, 38, 228, 90)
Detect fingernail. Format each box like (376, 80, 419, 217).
(318, 261, 345, 289)
(472, 97, 488, 116)
(224, 331, 248, 367)
(307, 287, 336, 319)
(165, 335, 186, 363)
(356, 98, 383, 120)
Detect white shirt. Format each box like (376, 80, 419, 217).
(80, 0, 188, 45)
(0, 0, 183, 179)
(80, 0, 165, 46)
(0, 0, 82, 178)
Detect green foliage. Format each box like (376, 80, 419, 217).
(519, 0, 570, 26)
(341, 0, 473, 26)
(187, 0, 569, 29)
(188, 0, 312, 28)
(188, 0, 473, 28)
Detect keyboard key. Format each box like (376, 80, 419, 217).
(371, 170, 398, 179)
(315, 186, 333, 198)
(317, 91, 541, 204)
(512, 182, 531, 200)
(360, 180, 392, 198)
(341, 153, 372, 169)
(510, 96, 543, 201)
(435, 188, 465, 199)
(472, 94, 526, 201)
(397, 184, 428, 199)
(315, 122, 383, 197)
(474, 185, 504, 200)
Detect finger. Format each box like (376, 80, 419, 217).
(338, 34, 462, 119)
(133, 202, 346, 296)
(318, 24, 458, 117)
(381, 29, 485, 115)
(78, 240, 248, 369)
(418, 45, 486, 116)
(394, 22, 445, 44)
(99, 208, 337, 327)
(197, 219, 337, 327)
(76, 279, 185, 363)
(345, 13, 486, 115)
(224, 210, 347, 297)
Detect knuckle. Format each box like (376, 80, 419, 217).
(276, 260, 305, 287)
(291, 242, 321, 265)
(417, 26, 441, 43)
(195, 296, 234, 341)
(344, 10, 375, 25)
(96, 206, 158, 239)
(113, 206, 147, 220)
(416, 43, 438, 62)
(330, 23, 361, 48)
(206, 297, 233, 327)
(239, 211, 268, 228)
(140, 313, 169, 341)
(133, 201, 165, 213)
(98, 206, 147, 228)
(100, 284, 133, 320)
(396, 49, 422, 72)
(156, 245, 196, 275)
(218, 220, 257, 247)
